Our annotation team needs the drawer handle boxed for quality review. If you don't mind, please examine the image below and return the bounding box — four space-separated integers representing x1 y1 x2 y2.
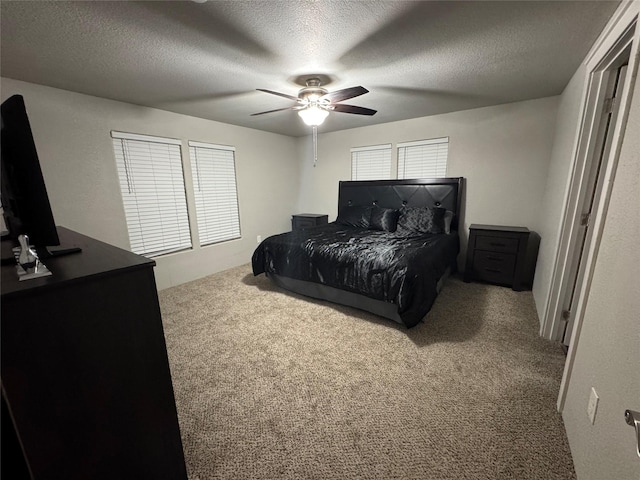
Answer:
484 268 503 273
490 242 506 247
486 256 503 262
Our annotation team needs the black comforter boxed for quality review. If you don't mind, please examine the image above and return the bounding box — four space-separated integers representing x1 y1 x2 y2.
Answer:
252 223 459 327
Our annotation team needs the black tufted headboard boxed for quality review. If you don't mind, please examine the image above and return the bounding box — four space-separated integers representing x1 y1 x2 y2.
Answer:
337 177 464 231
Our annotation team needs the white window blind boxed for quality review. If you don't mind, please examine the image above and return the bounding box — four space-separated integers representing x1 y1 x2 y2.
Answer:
351 144 392 180
188 141 241 246
111 131 192 257
397 137 449 179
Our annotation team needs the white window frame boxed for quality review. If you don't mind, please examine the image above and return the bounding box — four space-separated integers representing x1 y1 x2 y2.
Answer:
111 131 192 257
188 140 241 247
350 144 392 180
397 137 449 179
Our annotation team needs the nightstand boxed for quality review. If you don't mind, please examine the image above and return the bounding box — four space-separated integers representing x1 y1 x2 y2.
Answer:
464 224 539 291
291 213 328 231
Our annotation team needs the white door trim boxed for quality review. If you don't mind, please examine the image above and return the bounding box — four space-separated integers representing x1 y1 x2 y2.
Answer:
553 3 640 412
562 63 629 348
541 1 640 342
539 70 607 342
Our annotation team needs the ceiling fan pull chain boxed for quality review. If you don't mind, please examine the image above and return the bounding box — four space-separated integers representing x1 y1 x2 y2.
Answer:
313 125 318 168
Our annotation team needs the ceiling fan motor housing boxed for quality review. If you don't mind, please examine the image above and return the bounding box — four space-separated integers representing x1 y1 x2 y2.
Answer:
299 78 329 105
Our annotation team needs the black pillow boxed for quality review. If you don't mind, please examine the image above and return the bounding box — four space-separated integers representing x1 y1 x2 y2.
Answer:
370 206 399 232
336 205 372 228
396 206 446 235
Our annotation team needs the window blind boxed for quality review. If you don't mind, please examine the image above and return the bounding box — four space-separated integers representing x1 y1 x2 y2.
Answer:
351 144 392 180
397 137 449 179
111 131 192 257
188 141 241 246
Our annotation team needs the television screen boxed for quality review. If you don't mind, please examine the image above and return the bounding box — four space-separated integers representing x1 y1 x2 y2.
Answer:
1 95 60 252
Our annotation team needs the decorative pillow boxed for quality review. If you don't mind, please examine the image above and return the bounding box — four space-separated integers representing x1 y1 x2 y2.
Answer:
396 206 446 235
336 205 372 228
370 206 399 232
444 210 454 234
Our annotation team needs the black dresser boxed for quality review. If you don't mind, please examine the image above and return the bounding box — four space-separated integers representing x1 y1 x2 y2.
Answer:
1 227 187 479
464 224 539 291
291 213 328 230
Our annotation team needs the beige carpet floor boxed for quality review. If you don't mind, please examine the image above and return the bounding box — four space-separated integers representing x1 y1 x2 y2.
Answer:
158 264 575 480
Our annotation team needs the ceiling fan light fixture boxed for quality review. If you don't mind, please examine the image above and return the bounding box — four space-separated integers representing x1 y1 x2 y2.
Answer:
252 78 375 128
298 105 329 126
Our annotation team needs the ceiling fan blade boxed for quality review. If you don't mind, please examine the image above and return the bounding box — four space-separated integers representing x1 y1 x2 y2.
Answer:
331 104 377 116
321 86 369 103
250 106 300 116
256 88 301 102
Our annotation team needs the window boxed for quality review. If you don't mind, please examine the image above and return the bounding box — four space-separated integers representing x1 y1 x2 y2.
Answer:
188 141 241 246
111 131 192 257
397 137 449 179
351 144 392 180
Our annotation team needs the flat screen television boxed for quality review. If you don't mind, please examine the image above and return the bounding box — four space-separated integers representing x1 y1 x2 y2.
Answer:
1 94 80 260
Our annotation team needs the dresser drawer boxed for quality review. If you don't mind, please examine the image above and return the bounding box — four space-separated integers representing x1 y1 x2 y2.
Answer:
472 251 516 284
475 235 519 253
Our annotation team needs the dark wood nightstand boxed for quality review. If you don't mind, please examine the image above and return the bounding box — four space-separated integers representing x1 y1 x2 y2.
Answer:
464 224 539 291
291 213 328 231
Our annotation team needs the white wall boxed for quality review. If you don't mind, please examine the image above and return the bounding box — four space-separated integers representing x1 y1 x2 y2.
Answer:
562 62 640 480
0 79 559 291
0 78 299 289
532 63 588 321
296 97 559 268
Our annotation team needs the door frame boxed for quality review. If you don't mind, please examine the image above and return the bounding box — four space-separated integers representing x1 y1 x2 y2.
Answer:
543 3 640 411
562 62 629 347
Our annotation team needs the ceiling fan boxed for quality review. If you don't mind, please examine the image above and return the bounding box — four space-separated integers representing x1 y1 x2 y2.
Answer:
251 77 377 126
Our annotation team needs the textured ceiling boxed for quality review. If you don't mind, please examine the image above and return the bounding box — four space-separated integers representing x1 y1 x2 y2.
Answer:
0 1 619 137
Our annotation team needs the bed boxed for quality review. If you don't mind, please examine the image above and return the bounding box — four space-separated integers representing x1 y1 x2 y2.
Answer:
252 177 464 328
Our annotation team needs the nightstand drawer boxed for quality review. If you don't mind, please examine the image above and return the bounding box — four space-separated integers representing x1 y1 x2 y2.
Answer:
475 235 519 253
294 218 318 229
291 214 328 231
472 251 516 284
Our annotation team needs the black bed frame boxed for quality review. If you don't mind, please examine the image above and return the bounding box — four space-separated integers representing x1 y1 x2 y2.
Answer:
269 177 465 325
